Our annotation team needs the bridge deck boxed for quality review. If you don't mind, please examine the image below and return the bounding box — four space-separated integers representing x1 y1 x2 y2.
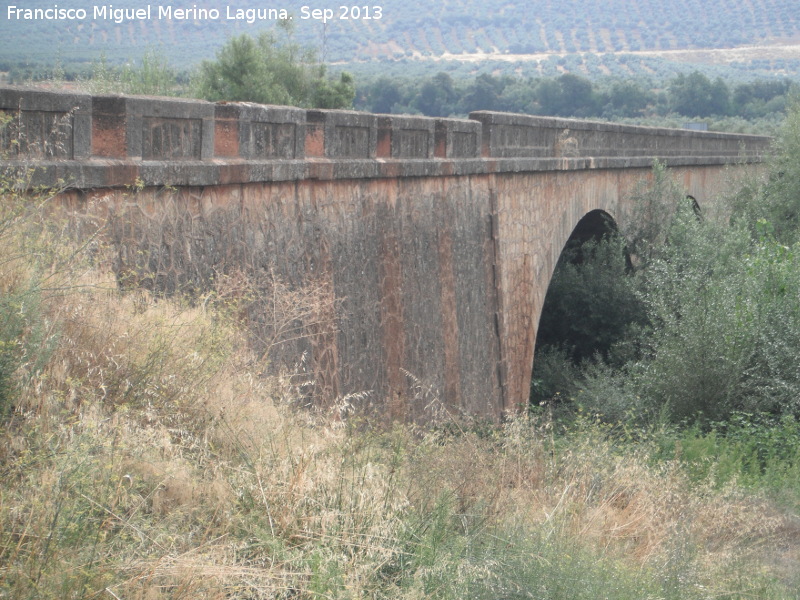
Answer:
0 86 771 190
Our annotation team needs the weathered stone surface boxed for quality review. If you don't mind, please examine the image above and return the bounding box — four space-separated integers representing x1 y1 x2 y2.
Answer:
470 110 771 160
214 102 305 159
376 115 436 158
0 86 91 159
435 118 481 158
0 87 772 422
306 109 377 158
0 88 772 190
76 162 747 421
91 94 214 160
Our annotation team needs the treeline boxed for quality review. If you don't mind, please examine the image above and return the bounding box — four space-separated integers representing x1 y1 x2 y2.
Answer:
13 38 796 130
357 70 796 123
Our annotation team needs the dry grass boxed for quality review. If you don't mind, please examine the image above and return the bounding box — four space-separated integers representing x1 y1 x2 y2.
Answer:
0 190 798 599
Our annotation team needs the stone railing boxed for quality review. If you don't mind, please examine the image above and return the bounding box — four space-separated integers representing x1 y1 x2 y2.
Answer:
0 86 772 189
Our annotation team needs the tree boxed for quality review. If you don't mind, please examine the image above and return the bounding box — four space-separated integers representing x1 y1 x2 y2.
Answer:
365 77 403 113
604 80 654 118
668 71 730 117
556 74 599 117
195 33 286 105
414 72 457 116
458 73 503 113
535 232 643 367
194 27 354 109
532 74 600 117
310 70 356 109
533 78 562 115
731 99 800 244
575 106 800 425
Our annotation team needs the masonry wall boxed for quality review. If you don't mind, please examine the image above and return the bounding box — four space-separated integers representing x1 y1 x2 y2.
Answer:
0 86 771 419
84 175 502 420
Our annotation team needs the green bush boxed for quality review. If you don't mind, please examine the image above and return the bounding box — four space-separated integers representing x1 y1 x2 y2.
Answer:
574 201 800 425
654 412 800 508
532 232 645 409
735 98 800 244
86 49 178 96
193 28 355 109
548 104 800 426
536 234 644 366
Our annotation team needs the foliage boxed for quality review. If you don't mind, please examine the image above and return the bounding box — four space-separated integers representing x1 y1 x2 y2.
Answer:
655 412 800 506
568 196 800 425
622 106 800 424
535 103 800 429
530 345 582 407
85 48 179 96
729 98 800 244
534 234 644 367
668 71 731 117
413 72 458 116
356 69 794 130
193 28 354 109
537 73 602 117
620 160 690 268
0 120 68 419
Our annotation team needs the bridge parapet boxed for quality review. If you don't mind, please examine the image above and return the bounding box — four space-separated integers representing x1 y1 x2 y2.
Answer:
0 85 772 190
373 114 483 160
92 93 216 160
434 118 482 158
469 110 770 160
0 86 91 159
377 115 435 158
214 102 305 160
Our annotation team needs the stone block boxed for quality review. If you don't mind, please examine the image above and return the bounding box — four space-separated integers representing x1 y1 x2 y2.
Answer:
306 109 377 158
214 102 305 159
376 115 435 158
470 110 772 160
92 94 215 160
434 118 481 158
0 86 91 159
470 111 561 158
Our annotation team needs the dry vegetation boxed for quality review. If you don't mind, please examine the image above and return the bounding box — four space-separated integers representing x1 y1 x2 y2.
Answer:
0 186 798 599
1 106 799 597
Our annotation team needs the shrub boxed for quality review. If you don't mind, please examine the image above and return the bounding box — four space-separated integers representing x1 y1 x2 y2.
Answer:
193 28 355 109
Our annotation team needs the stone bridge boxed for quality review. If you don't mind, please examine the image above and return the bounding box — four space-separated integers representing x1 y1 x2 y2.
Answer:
0 86 771 420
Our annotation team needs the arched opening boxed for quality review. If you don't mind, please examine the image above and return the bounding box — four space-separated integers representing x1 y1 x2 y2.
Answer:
530 210 644 406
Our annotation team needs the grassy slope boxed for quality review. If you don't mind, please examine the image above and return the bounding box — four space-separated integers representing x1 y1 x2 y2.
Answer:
0 172 799 598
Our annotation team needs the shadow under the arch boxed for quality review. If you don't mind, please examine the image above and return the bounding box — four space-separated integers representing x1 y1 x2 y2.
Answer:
530 209 643 407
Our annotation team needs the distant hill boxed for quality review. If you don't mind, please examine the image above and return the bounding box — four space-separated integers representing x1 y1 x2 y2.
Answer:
2 0 800 78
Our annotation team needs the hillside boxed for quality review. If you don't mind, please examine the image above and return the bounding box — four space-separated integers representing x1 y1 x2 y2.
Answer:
2 0 800 78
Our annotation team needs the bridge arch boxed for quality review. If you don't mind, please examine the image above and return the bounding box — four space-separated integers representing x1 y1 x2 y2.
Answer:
530 208 634 405
556 209 620 255
508 174 713 413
